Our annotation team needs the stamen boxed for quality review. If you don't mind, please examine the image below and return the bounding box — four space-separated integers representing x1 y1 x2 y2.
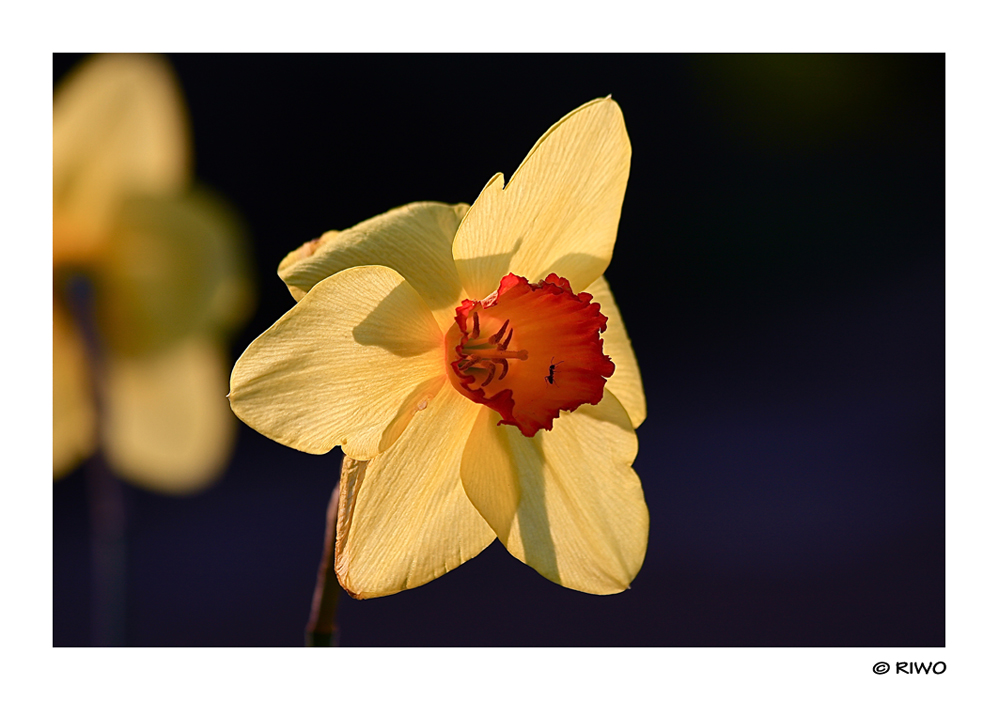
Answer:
498 326 513 351
480 363 497 387
496 358 509 381
473 347 528 361
457 354 479 371
471 311 480 340
488 319 510 345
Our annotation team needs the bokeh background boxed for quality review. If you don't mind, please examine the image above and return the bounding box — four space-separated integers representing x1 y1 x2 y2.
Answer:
53 54 943 646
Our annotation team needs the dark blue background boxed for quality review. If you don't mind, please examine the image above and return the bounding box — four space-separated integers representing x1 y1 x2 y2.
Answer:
53 54 944 646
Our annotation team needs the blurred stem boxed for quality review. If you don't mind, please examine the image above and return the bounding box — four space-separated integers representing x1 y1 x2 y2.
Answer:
69 274 127 646
86 453 127 646
305 480 341 646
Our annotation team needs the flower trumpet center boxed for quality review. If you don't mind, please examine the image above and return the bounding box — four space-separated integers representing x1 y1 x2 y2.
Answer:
445 273 615 437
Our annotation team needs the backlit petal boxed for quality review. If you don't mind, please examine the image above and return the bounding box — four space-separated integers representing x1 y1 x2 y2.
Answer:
53 305 96 478
278 202 468 332
102 337 234 494
335 384 495 598
452 98 631 299
584 276 646 428
53 54 189 264
461 390 647 594
229 266 444 459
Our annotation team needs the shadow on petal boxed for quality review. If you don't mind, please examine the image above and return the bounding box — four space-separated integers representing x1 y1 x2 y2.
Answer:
541 252 610 292
280 202 468 318
461 409 522 542
458 247 608 297
509 431 561 585
352 281 441 357
571 394 635 434
453 238 522 295
462 412 561 586
465 392 645 594
377 374 446 454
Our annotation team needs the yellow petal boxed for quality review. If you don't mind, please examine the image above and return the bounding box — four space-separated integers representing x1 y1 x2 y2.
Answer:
102 337 235 494
335 384 495 598
96 188 254 357
584 276 646 428
54 54 190 264
278 202 469 331
461 391 647 594
53 305 96 478
230 265 445 460
452 98 631 299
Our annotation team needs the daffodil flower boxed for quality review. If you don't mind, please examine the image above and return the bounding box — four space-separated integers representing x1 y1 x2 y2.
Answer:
53 54 253 493
230 98 647 597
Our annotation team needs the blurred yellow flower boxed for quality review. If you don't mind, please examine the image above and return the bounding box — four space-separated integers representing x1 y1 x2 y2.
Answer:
53 54 253 493
230 98 647 597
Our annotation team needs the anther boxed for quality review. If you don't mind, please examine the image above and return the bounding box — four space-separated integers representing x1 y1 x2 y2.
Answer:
471 311 480 340
496 358 509 381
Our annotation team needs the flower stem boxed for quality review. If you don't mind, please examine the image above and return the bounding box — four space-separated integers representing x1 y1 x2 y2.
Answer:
305 480 341 646
87 452 127 646
68 274 128 646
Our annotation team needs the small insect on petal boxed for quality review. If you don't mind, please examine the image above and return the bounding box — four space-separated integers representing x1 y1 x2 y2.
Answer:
545 357 565 386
